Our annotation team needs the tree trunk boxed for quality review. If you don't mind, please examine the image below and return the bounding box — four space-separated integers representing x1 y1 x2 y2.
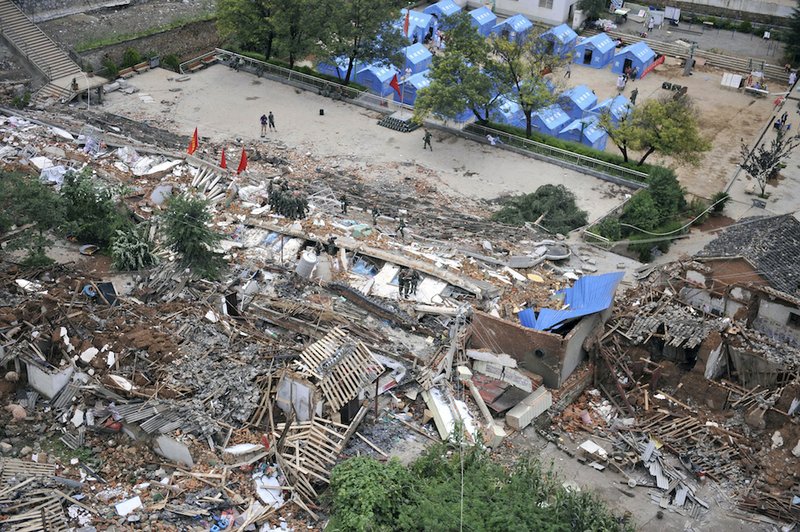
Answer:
618 142 628 162
344 56 355 85
525 110 533 138
637 146 656 166
264 32 274 61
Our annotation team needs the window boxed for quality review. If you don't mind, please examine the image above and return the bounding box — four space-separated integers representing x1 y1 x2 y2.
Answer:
539 0 554 8
788 313 800 328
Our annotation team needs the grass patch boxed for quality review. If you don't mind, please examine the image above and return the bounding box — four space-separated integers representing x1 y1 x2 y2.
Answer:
467 120 664 180
75 12 216 52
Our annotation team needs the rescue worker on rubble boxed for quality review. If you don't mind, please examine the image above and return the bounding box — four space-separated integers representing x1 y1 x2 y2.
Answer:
397 267 410 298
340 194 349 215
409 269 420 296
397 218 407 240
372 206 380 225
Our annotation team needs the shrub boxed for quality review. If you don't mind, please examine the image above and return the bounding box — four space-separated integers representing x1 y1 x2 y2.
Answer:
688 197 710 226
162 54 181 72
162 196 225 279
102 58 119 79
595 217 621 241
738 20 753 33
61 169 132 247
492 184 588 234
11 92 30 109
111 225 158 271
710 191 731 213
121 48 143 69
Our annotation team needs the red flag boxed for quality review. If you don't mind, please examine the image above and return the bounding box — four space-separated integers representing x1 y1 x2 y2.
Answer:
220 148 227 169
187 127 199 155
236 147 247 175
389 74 402 99
403 10 410 37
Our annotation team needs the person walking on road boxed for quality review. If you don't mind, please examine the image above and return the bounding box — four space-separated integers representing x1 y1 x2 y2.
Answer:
630 88 639 105
268 111 276 131
260 114 268 137
423 129 432 151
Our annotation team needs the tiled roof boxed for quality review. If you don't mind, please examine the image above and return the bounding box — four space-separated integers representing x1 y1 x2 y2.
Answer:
695 214 800 295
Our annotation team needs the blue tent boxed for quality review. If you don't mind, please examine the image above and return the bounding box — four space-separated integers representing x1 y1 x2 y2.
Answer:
557 85 597 120
403 43 432 74
611 41 656 78
355 63 400 96
518 272 624 331
424 0 461 20
489 96 524 126
398 9 435 44
531 105 570 137
559 116 608 151
316 56 359 81
540 23 578 58
492 14 534 42
573 33 616 68
589 95 631 125
469 6 497 37
400 70 430 105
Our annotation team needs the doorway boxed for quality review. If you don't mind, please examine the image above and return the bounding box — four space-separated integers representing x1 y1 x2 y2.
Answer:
583 48 593 64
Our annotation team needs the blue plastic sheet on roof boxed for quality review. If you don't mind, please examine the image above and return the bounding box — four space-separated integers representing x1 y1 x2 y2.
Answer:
590 95 631 122
580 33 616 54
404 43 432 73
618 41 655 62
424 0 461 18
469 6 497 36
518 272 625 331
398 9 434 43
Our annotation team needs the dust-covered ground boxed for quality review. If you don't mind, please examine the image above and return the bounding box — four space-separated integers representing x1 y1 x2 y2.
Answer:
552 59 776 200
100 65 630 222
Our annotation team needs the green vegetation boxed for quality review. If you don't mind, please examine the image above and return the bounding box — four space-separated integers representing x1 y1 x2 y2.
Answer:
599 95 711 167
162 196 225 279
74 13 216 52
789 1 800 61
61 169 132 248
328 444 633 532
710 191 731 213
219 0 405 81
740 128 800 197
590 167 691 261
465 121 660 179
111 225 158 271
577 0 609 22
10 92 30 109
162 54 181 72
0 171 65 266
492 184 588 234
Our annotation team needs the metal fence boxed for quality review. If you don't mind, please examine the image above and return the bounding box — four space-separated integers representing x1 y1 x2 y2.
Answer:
466 123 649 185
181 48 649 186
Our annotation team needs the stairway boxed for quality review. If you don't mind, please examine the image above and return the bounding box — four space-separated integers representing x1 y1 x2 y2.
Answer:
0 0 82 103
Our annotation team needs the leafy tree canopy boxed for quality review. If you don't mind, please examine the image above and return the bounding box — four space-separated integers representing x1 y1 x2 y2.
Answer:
328 444 633 532
578 0 610 22
491 184 588 234
162 196 226 279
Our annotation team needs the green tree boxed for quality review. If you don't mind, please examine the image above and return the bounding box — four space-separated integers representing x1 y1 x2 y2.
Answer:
0 172 65 266
218 0 276 60
597 110 637 162
647 167 686 222
272 0 324 67
786 0 800 63
492 31 564 137
162 196 225 278
328 456 414 531
319 0 405 85
61 169 132 247
111 225 158 271
578 0 610 22
414 13 502 122
632 95 710 166
620 190 660 233
492 184 588 234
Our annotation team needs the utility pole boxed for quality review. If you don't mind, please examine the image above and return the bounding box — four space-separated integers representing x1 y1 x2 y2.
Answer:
683 42 697 76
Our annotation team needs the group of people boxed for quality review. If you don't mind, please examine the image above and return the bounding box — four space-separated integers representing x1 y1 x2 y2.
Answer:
266 179 308 219
397 267 421 298
774 111 791 132
260 112 276 137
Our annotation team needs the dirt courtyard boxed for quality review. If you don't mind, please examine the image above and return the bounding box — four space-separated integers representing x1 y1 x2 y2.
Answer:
101 66 630 223
557 59 777 198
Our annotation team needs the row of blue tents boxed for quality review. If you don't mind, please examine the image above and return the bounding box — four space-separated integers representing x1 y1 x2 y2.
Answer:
490 86 633 151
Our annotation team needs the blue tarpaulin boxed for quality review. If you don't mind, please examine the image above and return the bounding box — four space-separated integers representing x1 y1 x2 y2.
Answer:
540 23 578 58
400 70 430 105
424 0 461 19
558 116 608 151
316 56 359 80
557 84 598 120
355 63 400 96
573 33 616 68
490 96 524 126
518 272 624 331
531 104 570 136
469 6 497 37
611 41 656 77
589 95 631 125
404 43 433 74
492 14 534 41
398 9 434 43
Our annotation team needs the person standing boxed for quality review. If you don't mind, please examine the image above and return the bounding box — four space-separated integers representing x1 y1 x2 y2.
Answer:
564 62 571 79
260 114 268 137
339 193 349 215
397 268 409 298
616 75 627 93
372 206 380 225
423 129 432 151
648 17 655 32
630 87 639 105
268 111 276 131
789 71 797 89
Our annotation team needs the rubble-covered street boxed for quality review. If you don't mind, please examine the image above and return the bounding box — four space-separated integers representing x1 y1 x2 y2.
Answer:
0 69 797 531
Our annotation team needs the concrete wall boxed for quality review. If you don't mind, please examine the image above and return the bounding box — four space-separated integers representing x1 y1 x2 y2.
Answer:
488 0 579 26
754 298 800 346
640 0 793 23
79 19 221 72
468 309 604 388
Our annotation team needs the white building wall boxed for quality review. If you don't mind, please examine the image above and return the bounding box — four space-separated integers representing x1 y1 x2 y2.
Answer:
487 0 579 26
